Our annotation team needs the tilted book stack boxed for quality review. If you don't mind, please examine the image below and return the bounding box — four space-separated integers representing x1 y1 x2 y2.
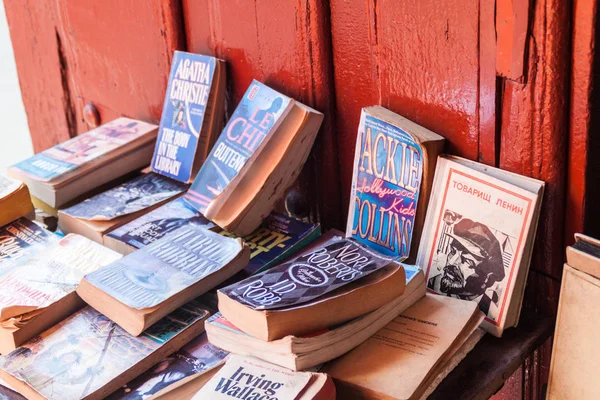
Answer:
206 264 425 371
77 226 250 335
0 230 121 354
151 51 226 183
0 300 211 400
0 176 34 227
8 118 158 209
185 80 324 235
416 155 544 336
58 172 188 244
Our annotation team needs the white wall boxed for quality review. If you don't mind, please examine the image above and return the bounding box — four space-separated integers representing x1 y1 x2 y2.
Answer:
0 2 34 173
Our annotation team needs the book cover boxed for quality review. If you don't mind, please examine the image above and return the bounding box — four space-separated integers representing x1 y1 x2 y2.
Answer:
347 110 423 260
108 332 228 399
0 234 121 320
0 218 57 276
185 80 291 213
10 118 157 183
192 355 312 400
106 197 215 250
0 301 210 400
85 226 243 309
61 173 187 221
218 213 320 275
220 238 394 310
152 52 218 182
418 157 541 334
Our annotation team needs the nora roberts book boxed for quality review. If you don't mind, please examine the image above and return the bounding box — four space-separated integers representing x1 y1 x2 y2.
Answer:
416 155 544 337
347 106 444 262
58 172 187 244
151 51 226 183
8 118 158 208
185 80 324 236
0 300 210 400
0 233 121 354
77 225 250 336
191 355 335 400
218 238 405 341
0 176 34 228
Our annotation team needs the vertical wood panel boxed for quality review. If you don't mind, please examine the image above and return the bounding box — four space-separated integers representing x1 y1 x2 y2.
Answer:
330 0 484 222
183 0 342 229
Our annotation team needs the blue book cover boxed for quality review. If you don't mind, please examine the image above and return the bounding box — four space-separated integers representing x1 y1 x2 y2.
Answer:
0 300 209 400
60 173 187 221
151 51 219 183
106 197 215 250
84 226 245 309
185 80 291 213
347 109 424 260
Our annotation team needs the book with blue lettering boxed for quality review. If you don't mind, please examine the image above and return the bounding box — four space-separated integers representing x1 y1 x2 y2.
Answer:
8 118 159 208
217 238 406 341
104 197 216 255
346 106 445 262
0 300 210 400
78 225 250 336
185 80 324 236
151 51 226 183
58 172 187 244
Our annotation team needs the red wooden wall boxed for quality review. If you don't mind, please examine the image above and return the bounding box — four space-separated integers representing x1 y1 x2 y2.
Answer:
4 0 599 398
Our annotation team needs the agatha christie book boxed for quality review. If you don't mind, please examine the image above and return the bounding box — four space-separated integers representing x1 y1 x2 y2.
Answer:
0 234 121 353
416 155 544 336
346 106 444 261
218 238 406 341
0 176 34 228
192 355 335 400
104 197 215 254
108 332 228 400
58 172 187 244
0 218 56 276
78 226 250 335
0 300 210 400
185 80 324 235
152 51 226 183
8 118 158 208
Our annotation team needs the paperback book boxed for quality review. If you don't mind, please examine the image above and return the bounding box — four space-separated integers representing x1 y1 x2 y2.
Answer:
152 51 226 183
104 197 215 254
347 107 444 261
0 176 34 228
108 332 228 400
416 155 544 336
185 80 324 235
0 300 210 400
191 355 335 400
218 238 405 340
8 118 158 208
58 172 187 244
0 218 57 276
78 226 250 335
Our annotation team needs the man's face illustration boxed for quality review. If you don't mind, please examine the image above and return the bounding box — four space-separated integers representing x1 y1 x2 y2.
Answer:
441 240 486 297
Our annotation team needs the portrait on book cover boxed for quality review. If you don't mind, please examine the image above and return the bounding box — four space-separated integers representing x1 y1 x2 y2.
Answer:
427 210 515 322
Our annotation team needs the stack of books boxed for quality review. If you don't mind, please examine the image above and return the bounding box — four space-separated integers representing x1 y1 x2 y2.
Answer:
0 48 549 400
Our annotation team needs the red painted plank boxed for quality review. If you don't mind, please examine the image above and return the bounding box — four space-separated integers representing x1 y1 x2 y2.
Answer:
330 0 482 221
183 0 342 229
479 0 498 166
496 0 530 81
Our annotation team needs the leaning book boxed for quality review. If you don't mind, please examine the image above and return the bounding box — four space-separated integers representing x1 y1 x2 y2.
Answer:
416 155 544 336
0 300 210 400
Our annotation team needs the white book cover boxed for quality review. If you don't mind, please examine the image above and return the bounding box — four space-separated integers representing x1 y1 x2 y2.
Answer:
416 156 543 336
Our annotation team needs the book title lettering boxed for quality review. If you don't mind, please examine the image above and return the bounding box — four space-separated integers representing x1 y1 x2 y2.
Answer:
214 366 284 400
